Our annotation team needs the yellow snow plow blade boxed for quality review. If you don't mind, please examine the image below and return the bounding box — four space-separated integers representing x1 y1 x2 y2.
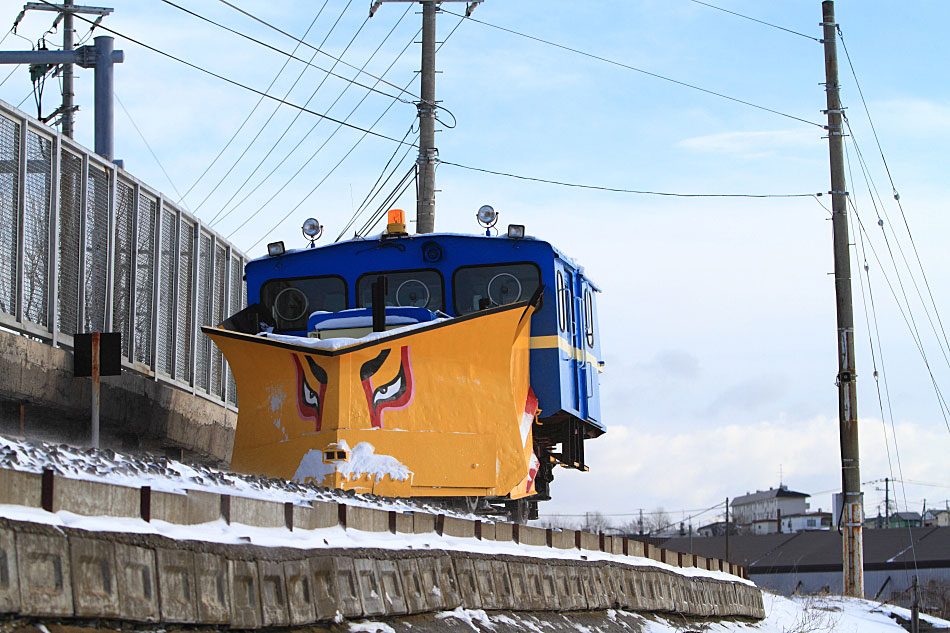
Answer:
203 301 540 499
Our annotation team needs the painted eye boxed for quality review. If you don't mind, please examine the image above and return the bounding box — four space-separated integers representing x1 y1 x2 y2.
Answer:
374 376 402 404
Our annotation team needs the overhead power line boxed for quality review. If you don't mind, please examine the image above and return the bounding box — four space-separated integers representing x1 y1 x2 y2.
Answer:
440 161 817 198
212 14 416 232
440 8 824 129
215 0 429 106
115 92 187 206
157 0 414 106
31 0 418 148
687 0 822 42
176 2 329 207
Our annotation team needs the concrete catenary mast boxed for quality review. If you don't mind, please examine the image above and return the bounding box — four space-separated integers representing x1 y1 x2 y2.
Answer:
370 0 483 233
821 0 864 598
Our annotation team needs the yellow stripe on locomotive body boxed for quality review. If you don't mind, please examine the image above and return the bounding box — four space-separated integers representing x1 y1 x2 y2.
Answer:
205 301 540 499
529 335 603 370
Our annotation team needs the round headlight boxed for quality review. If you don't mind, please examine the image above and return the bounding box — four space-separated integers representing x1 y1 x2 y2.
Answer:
476 205 498 227
302 217 322 237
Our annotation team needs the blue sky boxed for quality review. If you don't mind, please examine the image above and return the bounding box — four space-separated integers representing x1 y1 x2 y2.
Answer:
2 0 949 527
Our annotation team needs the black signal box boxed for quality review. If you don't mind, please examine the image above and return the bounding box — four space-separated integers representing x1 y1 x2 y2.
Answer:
74 333 122 377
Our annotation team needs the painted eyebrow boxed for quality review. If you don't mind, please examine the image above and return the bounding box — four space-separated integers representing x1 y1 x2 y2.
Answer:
360 348 391 381
305 356 328 384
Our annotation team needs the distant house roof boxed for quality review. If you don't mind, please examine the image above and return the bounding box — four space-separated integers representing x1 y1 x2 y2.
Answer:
732 486 809 506
783 512 831 519
892 511 921 521
658 526 950 573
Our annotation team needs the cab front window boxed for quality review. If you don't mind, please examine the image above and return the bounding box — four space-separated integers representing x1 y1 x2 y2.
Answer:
453 262 541 315
356 269 444 312
260 276 347 332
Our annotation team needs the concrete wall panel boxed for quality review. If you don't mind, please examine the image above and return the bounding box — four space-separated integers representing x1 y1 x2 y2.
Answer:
310 555 361 620
155 549 197 623
376 559 408 615
184 490 222 524
0 526 20 613
518 525 546 547
494 522 513 543
149 490 187 524
114 543 159 622
490 560 514 610
0 469 41 507
69 537 120 617
228 558 262 629
411 511 435 534
194 552 230 625
232 496 284 528
395 556 426 614
283 559 315 625
353 557 385 616
258 560 290 626
441 516 475 538
578 531 599 551
549 528 575 549
345 506 389 532
54 477 139 518
16 531 73 616
451 556 481 609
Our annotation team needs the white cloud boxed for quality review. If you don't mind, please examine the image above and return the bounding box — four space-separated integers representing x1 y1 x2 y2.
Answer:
677 129 822 157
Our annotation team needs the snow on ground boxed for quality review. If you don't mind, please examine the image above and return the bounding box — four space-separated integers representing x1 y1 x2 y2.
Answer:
425 594 950 632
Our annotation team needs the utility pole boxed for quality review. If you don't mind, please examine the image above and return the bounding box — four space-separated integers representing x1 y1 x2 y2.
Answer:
821 0 864 598
370 0 483 233
885 478 890 527
11 2 115 140
725 498 730 562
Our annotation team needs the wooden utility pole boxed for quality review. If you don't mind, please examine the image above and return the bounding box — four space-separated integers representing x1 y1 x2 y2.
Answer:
417 0 437 234
821 0 864 598
370 0 483 233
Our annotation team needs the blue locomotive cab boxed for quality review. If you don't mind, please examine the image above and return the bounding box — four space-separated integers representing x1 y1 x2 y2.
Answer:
241 225 605 501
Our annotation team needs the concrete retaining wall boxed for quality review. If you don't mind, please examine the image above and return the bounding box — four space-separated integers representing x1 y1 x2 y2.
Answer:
0 518 765 625
0 466 765 624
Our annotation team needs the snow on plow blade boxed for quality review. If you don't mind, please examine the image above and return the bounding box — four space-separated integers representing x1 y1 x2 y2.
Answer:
203 301 539 500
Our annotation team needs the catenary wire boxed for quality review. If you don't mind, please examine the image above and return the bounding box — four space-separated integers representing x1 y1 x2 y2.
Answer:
440 8 824 129
115 92 188 207
176 2 329 207
336 124 415 241
687 0 821 42
203 0 366 221
844 143 917 576
209 4 403 228
838 26 950 371
846 118 950 382
30 0 419 148
244 12 465 249
214 0 434 106
356 164 417 238
441 161 817 198
156 0 414 106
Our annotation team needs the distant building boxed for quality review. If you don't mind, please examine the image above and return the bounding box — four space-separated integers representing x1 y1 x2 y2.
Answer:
657 526 950 610
780 512 832 533
731 485 809 535
889 511 922 528
697 521 737 538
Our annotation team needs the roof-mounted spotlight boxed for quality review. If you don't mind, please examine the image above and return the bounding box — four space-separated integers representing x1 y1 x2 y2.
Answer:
267 241 285 257
301 217 323 248
476 205 498 236
507 224 526 239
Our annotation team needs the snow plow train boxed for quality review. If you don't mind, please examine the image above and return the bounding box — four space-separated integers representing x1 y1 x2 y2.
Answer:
205 210 605 521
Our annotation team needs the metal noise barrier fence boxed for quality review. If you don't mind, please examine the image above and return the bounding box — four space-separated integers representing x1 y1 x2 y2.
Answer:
0 99 247 408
